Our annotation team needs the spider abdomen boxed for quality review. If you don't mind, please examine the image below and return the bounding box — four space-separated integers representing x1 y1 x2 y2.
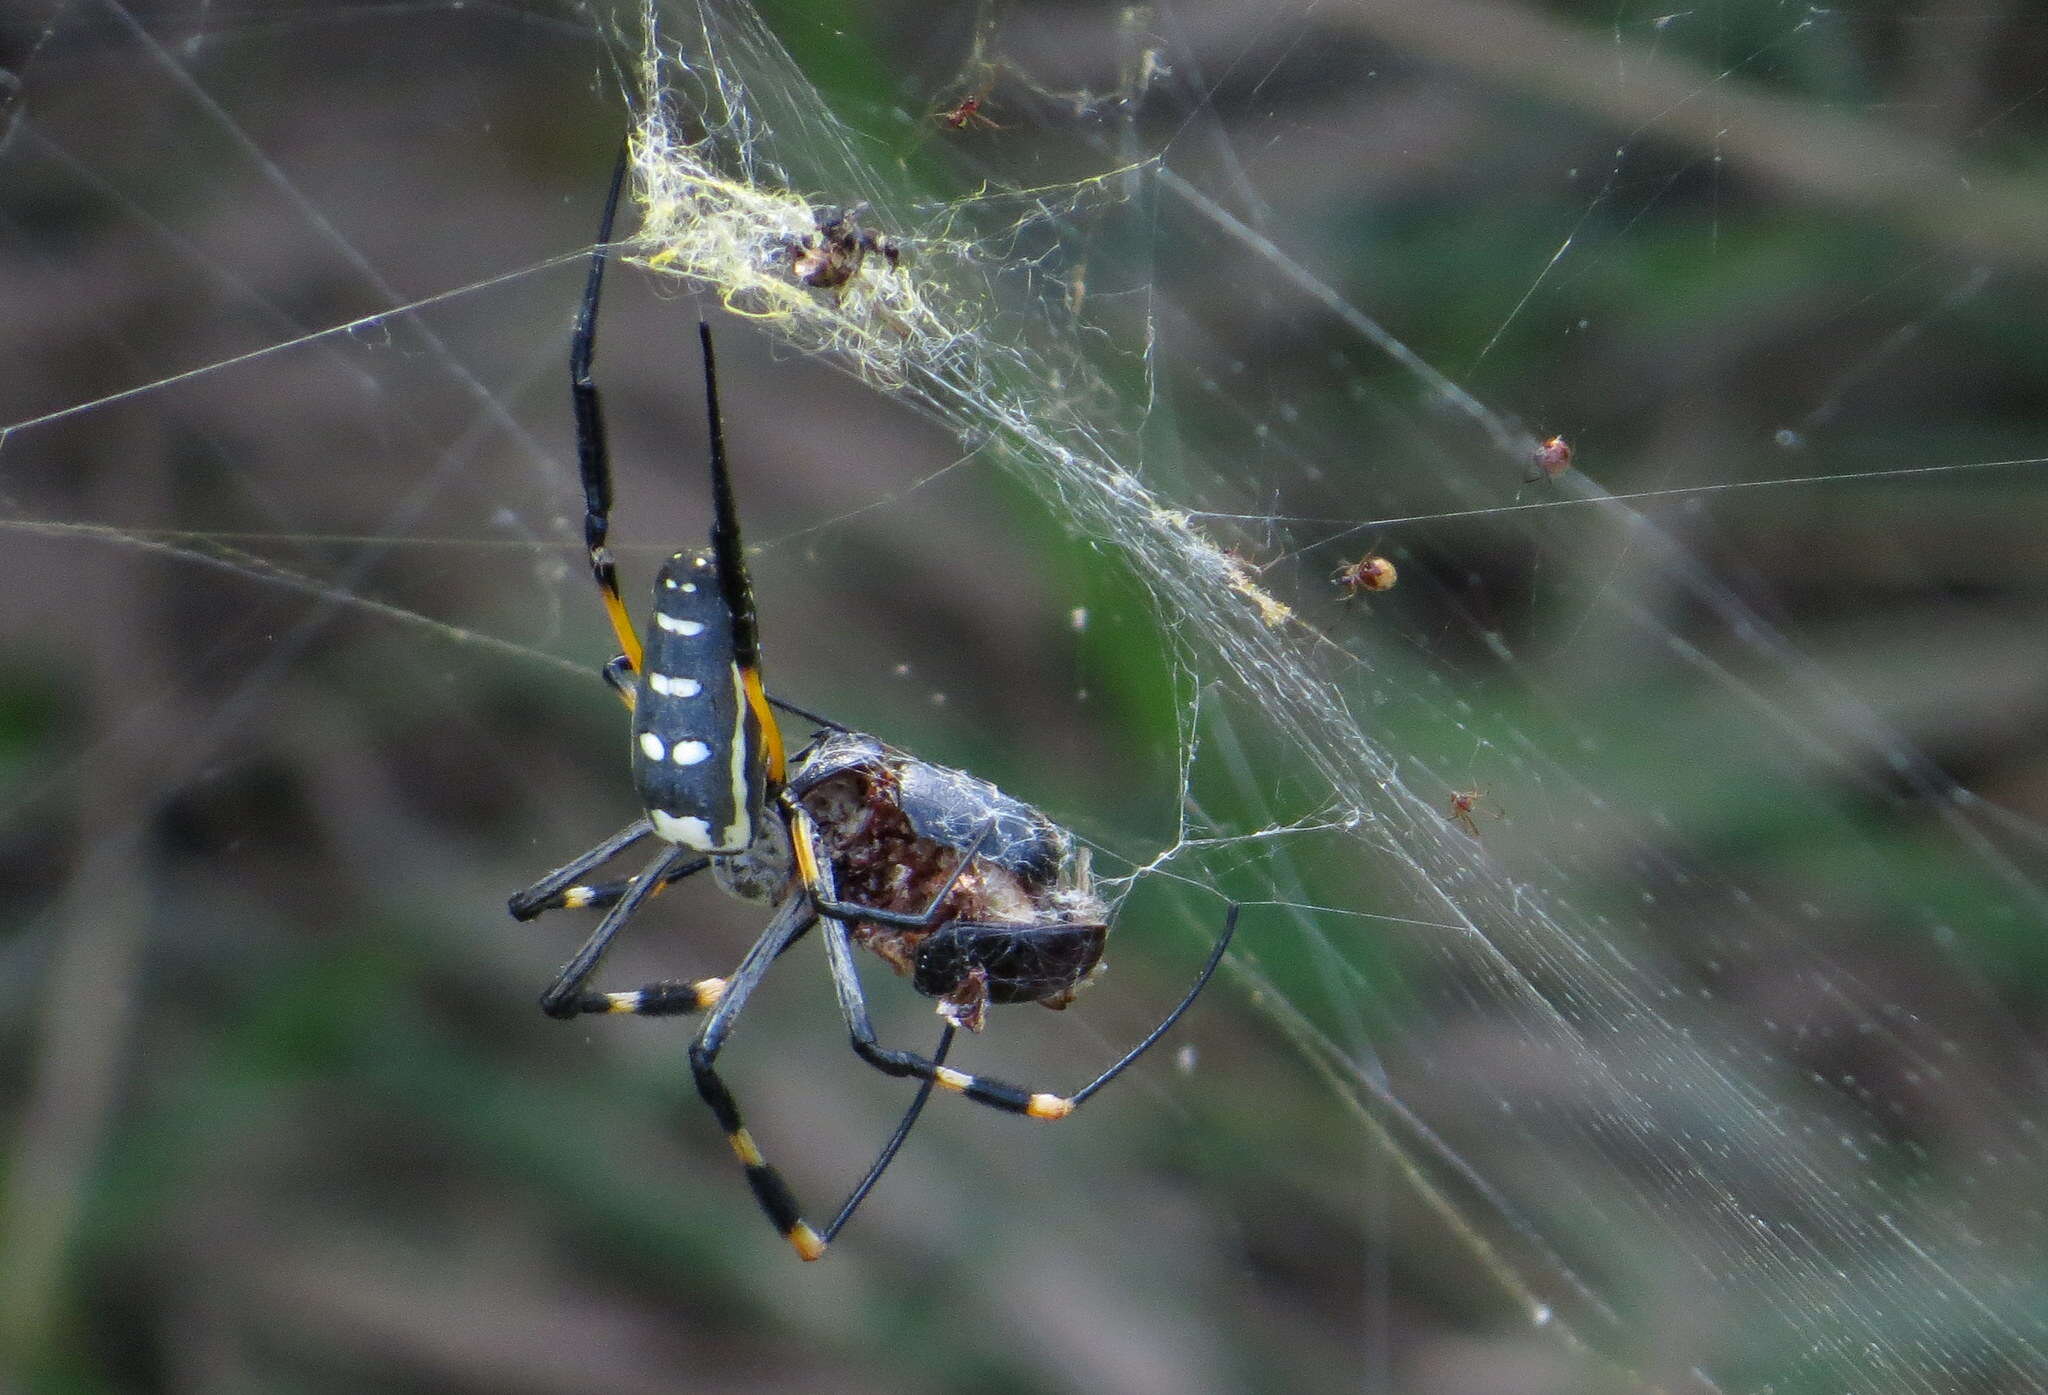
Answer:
634 549 765 853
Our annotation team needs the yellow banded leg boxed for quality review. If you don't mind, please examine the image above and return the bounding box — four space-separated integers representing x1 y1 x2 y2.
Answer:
929 907 1236 1117
508 818 663 922
594 563 643 675
929 1066 1074 1119
819 906 1239 1127
565 976 726 1018
536 843 696 1019
569 144 642 678
740 665 785 784
687 894 830 1261
688 1036 826 1261
814 911 1078 1122
601 654 638 712
514 855 709 919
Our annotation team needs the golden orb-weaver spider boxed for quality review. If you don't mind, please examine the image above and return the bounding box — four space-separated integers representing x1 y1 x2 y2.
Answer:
509 149 1234 1261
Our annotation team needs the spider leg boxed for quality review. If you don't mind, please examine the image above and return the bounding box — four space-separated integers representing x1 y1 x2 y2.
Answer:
1062 903 1237 1110
508 817 657 920
511 856 711 920
694 322 788 790
601 654 636 711
821 1022 956 1244
548 923 825 1019
530 863 820 1022
559 975 730 1019
818 903 1238 1120
536 841 706 1018
571 140 643 677
766 692 847 733
687 894 830 1259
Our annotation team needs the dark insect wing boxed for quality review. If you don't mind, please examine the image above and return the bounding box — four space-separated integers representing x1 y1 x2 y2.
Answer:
913 919 1109 1006
783 728 887 795
895 758 1066 885
788 729 1068 885
632 549 763 853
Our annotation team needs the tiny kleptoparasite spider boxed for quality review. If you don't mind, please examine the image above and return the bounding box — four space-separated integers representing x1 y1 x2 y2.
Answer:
1333 551 1397 595
936 91 1003 131
509 149 1234 1261
1525 434 1573 482
1446 787 1501 838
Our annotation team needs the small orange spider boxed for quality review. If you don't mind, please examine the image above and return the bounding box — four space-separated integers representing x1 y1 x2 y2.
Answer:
1525 434 1573 482
936 93 1003 131
1446 787 1501 838
1333 553 1397 594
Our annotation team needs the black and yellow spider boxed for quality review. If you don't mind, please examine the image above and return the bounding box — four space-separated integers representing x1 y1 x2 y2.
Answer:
507 151 1235 1262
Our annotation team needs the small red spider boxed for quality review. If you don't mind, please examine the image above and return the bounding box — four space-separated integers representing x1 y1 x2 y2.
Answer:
936 94 1003 131
1446 787 1500 838
1333 553 1397 594
1525 434 1573 482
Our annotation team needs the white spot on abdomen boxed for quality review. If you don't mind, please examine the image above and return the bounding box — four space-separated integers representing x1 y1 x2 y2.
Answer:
650 809 716 849
647 673 703 698
656 613 705 636
639 732 667 762
672 740 712 766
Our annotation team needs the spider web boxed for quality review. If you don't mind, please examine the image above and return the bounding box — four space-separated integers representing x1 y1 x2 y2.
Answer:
2 0 2046 1391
